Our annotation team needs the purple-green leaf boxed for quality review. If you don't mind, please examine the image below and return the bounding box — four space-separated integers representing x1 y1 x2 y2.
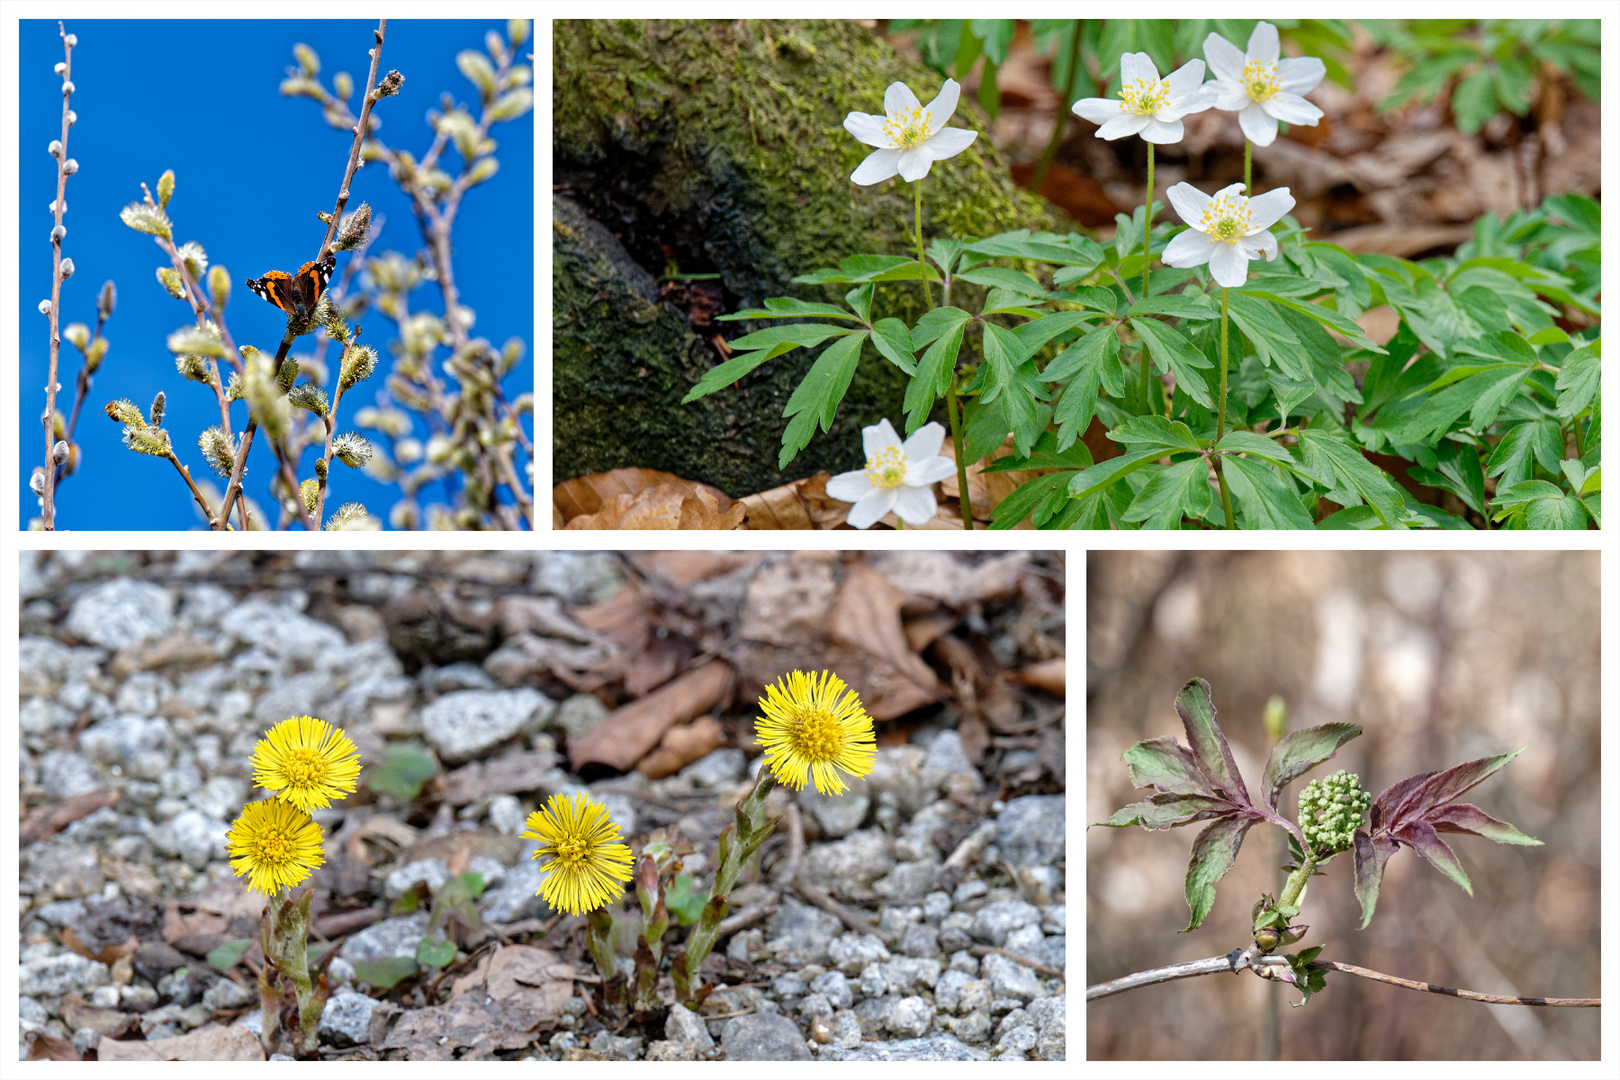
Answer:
1395 820 1472 895
1260 722 1363 811
1175 678 1251 806
1121 735 1207 794
1392 748 1525 826
1429 802 1544 846
1183 813 1260 932
1352 830 1401 929
1097 792 1232 831
1369 770 1432 833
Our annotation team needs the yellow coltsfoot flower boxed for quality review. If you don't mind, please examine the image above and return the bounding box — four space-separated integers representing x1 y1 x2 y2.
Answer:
251 715 362 813
754 670 877 796
227 797 326 895
522 792 635 916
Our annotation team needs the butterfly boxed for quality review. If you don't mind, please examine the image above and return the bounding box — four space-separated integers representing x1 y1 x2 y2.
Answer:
245 250 335 320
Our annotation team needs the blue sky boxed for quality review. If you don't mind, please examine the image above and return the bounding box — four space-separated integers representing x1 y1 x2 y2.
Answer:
18 18 534 530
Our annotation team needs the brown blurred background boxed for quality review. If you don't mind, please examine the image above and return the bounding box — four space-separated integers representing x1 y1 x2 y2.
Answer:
1086 550 1599 1060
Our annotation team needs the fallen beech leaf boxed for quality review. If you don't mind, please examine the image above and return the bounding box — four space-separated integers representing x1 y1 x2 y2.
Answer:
737 553 840 648
406 830 524 867
1008 658 1066 697
28 1034 80 1061
163 905 228 945
61 925 139 965
98 1024 265 1061
638 716 725 780
634 550 766 588
569 662 734 772
385 945 572 1060
739 474 820 529
440 750 560 806
556 468 745 529
828 561 942 720
19 789 120 844
870 551 1032 608
60 993 143 1039
345 815 420 867
794 472 857 529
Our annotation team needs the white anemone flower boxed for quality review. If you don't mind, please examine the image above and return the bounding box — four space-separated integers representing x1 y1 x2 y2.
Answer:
844 79 978 186
1162 182 1295 288
1072 52 1214 144
1203 22 1325 147
825 419 956 528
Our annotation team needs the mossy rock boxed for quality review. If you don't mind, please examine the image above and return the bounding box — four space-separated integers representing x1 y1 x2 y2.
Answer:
554 18 1066 496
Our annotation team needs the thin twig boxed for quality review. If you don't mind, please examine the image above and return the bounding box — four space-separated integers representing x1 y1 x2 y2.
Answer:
1086 952 1600 1007
971 944 1065 980
41 22 76 530
715 894 779 939
792 882 876 937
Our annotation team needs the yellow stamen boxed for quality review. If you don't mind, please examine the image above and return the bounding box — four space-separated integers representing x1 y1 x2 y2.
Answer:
1241 59 1280 102
1118 76 1170 116
881 105 932 148
1198 192 1253 243
863 445 908 488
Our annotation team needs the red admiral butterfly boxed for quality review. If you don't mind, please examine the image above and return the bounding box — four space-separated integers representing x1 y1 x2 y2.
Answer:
246 250 335 320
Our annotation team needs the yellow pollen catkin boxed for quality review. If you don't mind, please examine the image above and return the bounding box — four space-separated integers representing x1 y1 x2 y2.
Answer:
881 105 931 148
1199 193 1253 242
1241 59 1280 102
863 445 908 488
1118 76 1170 116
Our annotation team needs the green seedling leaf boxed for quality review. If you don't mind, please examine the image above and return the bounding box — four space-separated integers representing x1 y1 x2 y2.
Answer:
1184 816 1259 932
416 937 457 968
368 745 438 799
429 872 486 936
354 956 419 990
207 939 252 971
665 874 706 927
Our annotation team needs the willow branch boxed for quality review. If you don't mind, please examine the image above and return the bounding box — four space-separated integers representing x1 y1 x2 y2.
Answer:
1087 952 1600 1007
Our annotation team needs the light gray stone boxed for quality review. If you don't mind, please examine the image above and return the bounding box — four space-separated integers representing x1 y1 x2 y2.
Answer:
885 995 932 1038
202 978 255 1011
923 891 952 923
994 1024 1038 1058
934 968 974 1013
480 859 552 923
1041 904 1065 935
828 932 890 974
487 794 525 836
1029 935 1065 973
721 1011 810 1060
23 842 104 899
385 859 451 899
899 923 939 958
219 598 346 665
319 990 379 1046
340 912 432 962
1005 923 1045 953
997 795 1065 868
533 552 622 604
21 952 111 998
1026 995 1064 1035
681 748 746 788
166 810 228 870
958 979 993 1015
37 751 102 799
798 779 869 838
189 776 248 822
971 899 1042 946
800 829 893 895
80 713 169 766
809 969 854 1009
422 688 553 763
824 1035 988 1061
66 578 175 649
764 899 842 966
664 1002 714 1051
956 1010 993 1044
982 952 1045 1002
922 730 982 791
550 694 609 740
873 859 941 904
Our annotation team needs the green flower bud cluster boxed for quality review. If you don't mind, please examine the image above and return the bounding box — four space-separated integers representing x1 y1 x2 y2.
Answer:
1298 769 1371 853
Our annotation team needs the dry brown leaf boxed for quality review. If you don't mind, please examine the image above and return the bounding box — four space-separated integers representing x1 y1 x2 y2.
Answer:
163 905 228 945
827 561 943 720
1008 658 1066 697
345 815 420 867
903 613 959 654
569 662 734 772
60 993 144 1039
939 435 1045 526
624 636 682 699
440 749 559 806
738 474 820 529
872 551 1033 610
19 789 120 844
385 945 572 1060
556 468 745 529
189 877 267 921
28 1034 80 1061
406 830 524 867
634 550 766 587
98 1023 266 1061
737 554 840 648
61 926 138 965
637 716 725 780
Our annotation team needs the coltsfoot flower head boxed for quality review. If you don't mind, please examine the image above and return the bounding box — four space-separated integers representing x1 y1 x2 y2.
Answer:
824 419 955 529
1072 52 1215 144
522 792 634 916
843 78 978 185
1162 181 1295 288
1204 21 1325 147
227 797 326 895
251 715 362 813
755 670 877 796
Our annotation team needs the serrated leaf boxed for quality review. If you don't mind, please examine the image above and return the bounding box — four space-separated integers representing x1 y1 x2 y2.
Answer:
1175 678 1251 805
869 318 916 375
957 266 1047 295
1352 831 1401 928
1485 419 1561 490
726 323 850 352
1120 458 1211 529
1128 294 1220 321
910 305 973 348
1296 429 1406 529
1184 815 1260 932
1226 293 1306 381
1428 803 1543 846
1223 455 1315 529
904 322 965 432
1132 317 1212 407
1260 723 1363 812
781 331 867 433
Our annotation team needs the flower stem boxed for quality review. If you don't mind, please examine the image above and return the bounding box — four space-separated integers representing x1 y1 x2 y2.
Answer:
1215 286 1236 529
1244 139 1252 195
946 380 973 530
1279 852 1318 911
912 180 931 308
673 770 779 1003
585 906 618 1003
1028 19 1085 194
1138 143 1156 405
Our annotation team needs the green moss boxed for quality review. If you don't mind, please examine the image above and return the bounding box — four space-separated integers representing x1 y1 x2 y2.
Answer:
554 19 1065 495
